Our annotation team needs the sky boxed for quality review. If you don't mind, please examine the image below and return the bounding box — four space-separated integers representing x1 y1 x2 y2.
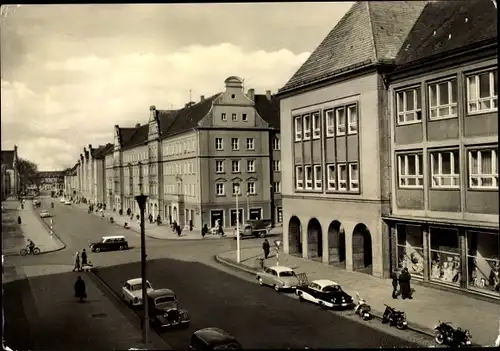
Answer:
1 3 353 171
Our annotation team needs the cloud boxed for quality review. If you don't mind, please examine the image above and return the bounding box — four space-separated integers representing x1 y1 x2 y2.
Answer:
1 43 309 170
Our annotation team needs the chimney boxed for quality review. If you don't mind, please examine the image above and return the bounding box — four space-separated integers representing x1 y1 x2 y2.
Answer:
135 123 141 128
149 105 156 111
200 95 205 102
247 88 255 101
266 90 272 100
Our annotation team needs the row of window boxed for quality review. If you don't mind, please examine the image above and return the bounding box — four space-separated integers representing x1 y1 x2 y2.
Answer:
164 183 197 197
397 147 498 190
396 69 497 125
216 182 257 196
215 137 254 151
123 150 149 163
294 103 358 142
295 163 359 192
221 112 248 122
164 161 196 176
163 139 196 157
215 160 280 173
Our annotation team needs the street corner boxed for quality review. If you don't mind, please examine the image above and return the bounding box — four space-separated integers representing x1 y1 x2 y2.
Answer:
215 252 258 275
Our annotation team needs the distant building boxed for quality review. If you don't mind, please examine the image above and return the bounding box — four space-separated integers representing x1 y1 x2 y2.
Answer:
38 171 65 192
1 145 20 199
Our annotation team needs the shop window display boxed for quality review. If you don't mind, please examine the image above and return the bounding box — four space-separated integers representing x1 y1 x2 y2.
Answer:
396 224 424 277
467 231 500 296
430 227 461 285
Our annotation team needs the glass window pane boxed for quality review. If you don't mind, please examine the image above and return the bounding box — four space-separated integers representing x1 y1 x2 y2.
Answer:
441 153 451 174
397 93 404 113
399 156 406 175
418 155 423 175
430 227 459 252
408 178 417 186
430 108 438 118
351 164 358 180
438 107 449 116
468 77 478 100
416 88 421 109
430 85 437 107
451 80 457 103
493 71 498 96
482 177 493 187
432 154 439 175
453 152 459 174
408 157 416 175
337 108 345 124
406 90 414 110
438 82 449 105
340 165 347 180
479 72 490 98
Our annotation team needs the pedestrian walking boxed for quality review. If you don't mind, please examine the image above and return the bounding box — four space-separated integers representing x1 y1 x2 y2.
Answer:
74 276 87 302
17 216 22 225
263 239 270 259
202 224 208 238
148 213 153 224
81 249 88 266
399 267 413 299
176 224 182 237
391 270 399 299
73 252 81 272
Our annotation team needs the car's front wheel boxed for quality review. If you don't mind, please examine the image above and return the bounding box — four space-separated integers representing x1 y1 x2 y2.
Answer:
297 291 304 301
94 248 101 253
274 284 280 292
319 301 327 309
258 277 264 286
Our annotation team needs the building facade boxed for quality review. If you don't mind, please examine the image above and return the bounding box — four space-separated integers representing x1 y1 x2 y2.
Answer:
71 76 281 231
278 1 427 278
1 146 19 199
38 171 65 192
384 0 499 298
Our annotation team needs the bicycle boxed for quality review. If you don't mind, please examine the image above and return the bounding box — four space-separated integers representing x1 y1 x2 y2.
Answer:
20 246 41 256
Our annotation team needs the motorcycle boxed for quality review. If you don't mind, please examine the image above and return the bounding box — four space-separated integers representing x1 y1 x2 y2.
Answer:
382 304 407 329
434 321 472 347
354 294 372 320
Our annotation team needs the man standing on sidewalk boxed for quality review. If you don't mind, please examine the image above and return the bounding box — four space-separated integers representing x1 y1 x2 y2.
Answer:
263 239 270 259
391 270 399 299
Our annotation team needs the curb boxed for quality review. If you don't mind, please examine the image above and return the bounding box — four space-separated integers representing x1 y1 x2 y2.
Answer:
214 254 484 348
89 268 173 350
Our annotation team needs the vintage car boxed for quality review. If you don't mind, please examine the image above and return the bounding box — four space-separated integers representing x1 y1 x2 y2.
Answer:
39 210 52 218
189 327 241 350
64 200 72 205
59 198 66 203
295 279 354 309
90 235 129 252
237 219 272 238
147 289 190 328
121 278 154 307
256 265 300 291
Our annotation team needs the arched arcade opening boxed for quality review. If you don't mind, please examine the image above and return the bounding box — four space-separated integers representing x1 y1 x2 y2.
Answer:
288 216 302 256
352 223 373 274
328 220 346 269
307 218 323 261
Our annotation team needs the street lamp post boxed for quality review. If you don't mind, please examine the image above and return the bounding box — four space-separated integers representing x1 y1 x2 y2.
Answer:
135 194 149 344
246 192 250 222
236 184 241 263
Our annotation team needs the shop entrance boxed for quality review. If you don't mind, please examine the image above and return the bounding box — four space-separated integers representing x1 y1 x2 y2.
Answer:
230 209 244 227
288 216 302 256
249 208 262 220
210 210 224 228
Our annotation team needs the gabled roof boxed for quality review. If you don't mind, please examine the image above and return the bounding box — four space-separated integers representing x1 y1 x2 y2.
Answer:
1 151 15 169
163 93 221 137
254 94 280 130
279 1 427 94
395 0 497 68
122 124 149 150
93 143 114 159
158 110 178 136
119 127 137 147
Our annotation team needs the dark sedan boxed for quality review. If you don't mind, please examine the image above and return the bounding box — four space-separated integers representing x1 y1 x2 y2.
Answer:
296 279 354 309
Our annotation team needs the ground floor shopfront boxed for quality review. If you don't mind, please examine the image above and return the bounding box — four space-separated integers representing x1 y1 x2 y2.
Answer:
201 201 273 229
387 218 499 299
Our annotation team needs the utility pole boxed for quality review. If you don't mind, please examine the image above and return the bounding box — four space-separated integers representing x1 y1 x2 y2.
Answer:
135 194 149 344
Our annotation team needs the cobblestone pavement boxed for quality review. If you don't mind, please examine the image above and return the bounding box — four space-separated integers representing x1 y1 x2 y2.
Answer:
216 246 500 347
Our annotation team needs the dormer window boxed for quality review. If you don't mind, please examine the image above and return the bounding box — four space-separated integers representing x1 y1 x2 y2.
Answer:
221 113 227 121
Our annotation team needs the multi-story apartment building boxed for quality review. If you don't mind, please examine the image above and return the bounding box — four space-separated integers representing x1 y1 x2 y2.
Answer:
277 1 427 278
64 164 78 198
384 0 499 298
74 76 281 231
1 145 19 199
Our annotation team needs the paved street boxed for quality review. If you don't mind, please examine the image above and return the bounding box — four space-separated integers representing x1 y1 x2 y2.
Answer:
95 258 420 349
217 247 500 347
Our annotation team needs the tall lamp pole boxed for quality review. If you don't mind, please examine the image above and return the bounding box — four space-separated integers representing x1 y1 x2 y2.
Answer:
236 184 241 263
135 194 149 344
246 192 249 222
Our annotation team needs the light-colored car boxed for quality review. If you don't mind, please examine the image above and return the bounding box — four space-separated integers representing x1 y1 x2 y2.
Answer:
59 198 66 203
256 265 300 291
121 278 153 306
64 200 72 205
40 210 52 218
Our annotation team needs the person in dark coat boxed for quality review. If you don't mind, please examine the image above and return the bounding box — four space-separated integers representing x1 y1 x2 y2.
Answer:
399 268 413 299
148 213 153 224
202 224 208 238
391 271 399 299
74 276 87 302
263 239 270 259
81 249 88 266
17 216 22 225
176 224 182 237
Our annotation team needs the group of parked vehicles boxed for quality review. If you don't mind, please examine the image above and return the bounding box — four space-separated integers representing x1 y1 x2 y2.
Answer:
255 265 473 348
121 278 241 349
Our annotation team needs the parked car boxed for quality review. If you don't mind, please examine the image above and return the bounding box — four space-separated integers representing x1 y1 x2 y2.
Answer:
64 200 72 205
90 235 129 252
256 266 300 291
189 327 241 350
147 289 190 328
295 279 354 309
122 278 153 307
238 219 272 238
59 198 66 203
32 199 41 206
39 210 52 218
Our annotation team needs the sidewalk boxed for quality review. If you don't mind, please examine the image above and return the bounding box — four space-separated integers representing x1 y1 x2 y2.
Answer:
2 263 169 350
216 247 500 347
1 200 65 256
71 202 234 240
